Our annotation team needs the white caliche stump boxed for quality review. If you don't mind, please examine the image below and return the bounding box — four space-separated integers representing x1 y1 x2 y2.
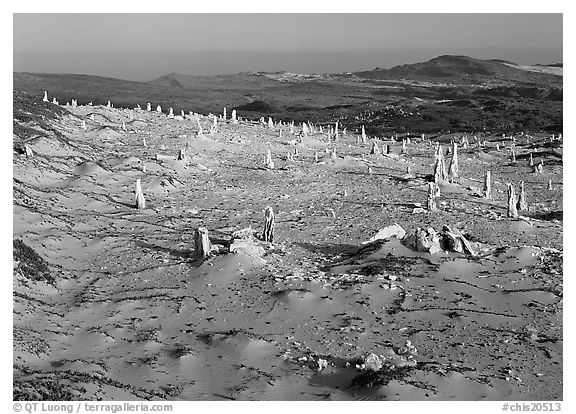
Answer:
484 171 491 199
507 183 518 219
330 148 337 159
268 117 274 129
197 120 204 136
433 180 441 197
517 181 528 211
210 116 218 134
168 108 174 119
448 141 459 181
156 105 162 113
24 144 34 158
401 139 407 155
534 161 544 174
223 107 227 121
43 91 49 102
434 145 448 182
262 206 275 243
511 147 516 163
135 179 146 210
194 227 211 259
370 141 381 155
427 182 438 212
529 152 534 167
361 125 367 144
265 149 275 170
147 103 151 111
231 109 237 123
548 180 553 191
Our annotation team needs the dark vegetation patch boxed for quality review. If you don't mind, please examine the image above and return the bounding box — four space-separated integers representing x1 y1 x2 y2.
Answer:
236 100 274 112
350 364 416 388
134 329 159 342
13 239 54 284
13 377 83 400
13 368 170 400
166 344 194 358
473 86 563 101
14 90 69 121
13 91 70 144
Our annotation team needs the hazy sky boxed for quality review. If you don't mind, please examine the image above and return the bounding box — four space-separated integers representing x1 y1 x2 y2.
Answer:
13 14 563 81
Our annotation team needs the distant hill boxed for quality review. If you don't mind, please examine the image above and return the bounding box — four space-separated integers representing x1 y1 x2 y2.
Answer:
147 72 283 90
13 54 563 134
355 55 562 86
12 72 257 114
536 63 563 68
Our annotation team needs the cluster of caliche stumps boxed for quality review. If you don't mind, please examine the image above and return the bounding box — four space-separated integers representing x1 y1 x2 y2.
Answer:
38 91 560 258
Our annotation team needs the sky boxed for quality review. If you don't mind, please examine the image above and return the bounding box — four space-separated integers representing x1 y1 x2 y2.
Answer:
13 13 564 81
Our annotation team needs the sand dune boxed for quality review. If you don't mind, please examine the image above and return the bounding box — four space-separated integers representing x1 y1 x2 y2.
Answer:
13 102 562 400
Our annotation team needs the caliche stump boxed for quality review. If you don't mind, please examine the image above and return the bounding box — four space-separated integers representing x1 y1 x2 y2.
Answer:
517 181 528 211
484 171 491 199
427 182 438 212
265 149 275 169
262 206 275 243
194 227 211 259
507 183 519 219
135 179 146 210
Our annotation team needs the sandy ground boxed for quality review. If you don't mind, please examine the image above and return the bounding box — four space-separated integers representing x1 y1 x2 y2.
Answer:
13 104 562 400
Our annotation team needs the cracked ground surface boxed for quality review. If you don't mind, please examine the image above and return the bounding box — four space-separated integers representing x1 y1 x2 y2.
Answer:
13 103 562 400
